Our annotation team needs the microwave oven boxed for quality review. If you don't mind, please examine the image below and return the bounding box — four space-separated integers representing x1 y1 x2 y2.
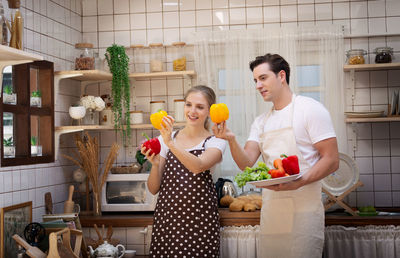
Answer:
101 173 157 212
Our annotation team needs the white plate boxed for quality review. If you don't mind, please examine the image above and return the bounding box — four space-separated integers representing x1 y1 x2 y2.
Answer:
321 153 359 196
247 174 302 187
344 111 384 118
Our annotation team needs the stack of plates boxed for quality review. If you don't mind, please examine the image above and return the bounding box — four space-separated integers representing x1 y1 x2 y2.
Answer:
344 111 384 118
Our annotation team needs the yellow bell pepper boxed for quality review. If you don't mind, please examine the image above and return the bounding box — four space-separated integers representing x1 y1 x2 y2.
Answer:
210 103 229 124
150 110 168 129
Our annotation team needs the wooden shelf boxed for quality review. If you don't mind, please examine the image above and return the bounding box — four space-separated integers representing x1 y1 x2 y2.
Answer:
130 70 196 79
0 45 43 63
56 122 185 132
54 70 112 81
344 62 400 71
346 116 400 123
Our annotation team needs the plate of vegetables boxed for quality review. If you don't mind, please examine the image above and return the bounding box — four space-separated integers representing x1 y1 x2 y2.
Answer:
235 154 302 187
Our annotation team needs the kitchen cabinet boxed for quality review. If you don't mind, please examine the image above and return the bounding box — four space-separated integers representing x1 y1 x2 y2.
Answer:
0 45 56 166
344 62 400 151
54 69 195 159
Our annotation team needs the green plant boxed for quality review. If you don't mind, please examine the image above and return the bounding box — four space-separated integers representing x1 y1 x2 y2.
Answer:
3 137 13 146
105 44 131 140
30 136 37 146
31 90 41 97
3 85 13 94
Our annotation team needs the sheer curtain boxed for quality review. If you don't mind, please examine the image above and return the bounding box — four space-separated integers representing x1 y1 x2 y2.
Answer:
220 225 260 258
194 25 346 178
325 225 400 258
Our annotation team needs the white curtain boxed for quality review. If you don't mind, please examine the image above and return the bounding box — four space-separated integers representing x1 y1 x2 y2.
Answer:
325 225 400 258
194 25 346 178
220 225 260 258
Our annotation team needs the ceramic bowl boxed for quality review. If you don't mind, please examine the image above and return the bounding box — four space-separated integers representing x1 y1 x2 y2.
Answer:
69 106 86 119
124 250 136 258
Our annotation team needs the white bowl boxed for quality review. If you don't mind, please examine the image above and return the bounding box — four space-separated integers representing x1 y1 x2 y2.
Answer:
69 106 86 119
124 250 136 258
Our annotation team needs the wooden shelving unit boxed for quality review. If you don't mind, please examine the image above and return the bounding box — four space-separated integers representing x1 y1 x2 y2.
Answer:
130 70 196 79
0 45 42 63
56 122 186 132
54 70 112 81
343 62 400 71
346 116 400 123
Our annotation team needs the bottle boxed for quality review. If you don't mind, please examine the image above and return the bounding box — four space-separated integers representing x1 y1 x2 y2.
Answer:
8 0 23 50
0 2 8 45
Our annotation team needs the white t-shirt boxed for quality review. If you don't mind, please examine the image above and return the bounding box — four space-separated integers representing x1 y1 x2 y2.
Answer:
158 132 227 173
247 95 336 167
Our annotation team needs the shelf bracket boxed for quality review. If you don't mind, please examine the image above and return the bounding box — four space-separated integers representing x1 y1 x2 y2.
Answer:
54 128 83 160
81 81 107 95
349 122 358 153
54 73 82 106
350 69 355 108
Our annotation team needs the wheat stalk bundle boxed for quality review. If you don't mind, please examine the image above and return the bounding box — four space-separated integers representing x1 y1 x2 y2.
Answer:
63 132 119 198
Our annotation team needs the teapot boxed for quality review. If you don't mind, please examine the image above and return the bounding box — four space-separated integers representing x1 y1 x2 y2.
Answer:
88 241 125 258
215 178 237 206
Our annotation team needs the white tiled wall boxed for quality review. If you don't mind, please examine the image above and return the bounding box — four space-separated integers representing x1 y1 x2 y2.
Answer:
2 0 400 226
0 0 82 221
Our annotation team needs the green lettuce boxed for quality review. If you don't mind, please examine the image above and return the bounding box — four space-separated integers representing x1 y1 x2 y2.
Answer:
234 162 271 187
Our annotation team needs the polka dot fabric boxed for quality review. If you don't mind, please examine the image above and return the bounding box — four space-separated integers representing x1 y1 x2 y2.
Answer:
150 132 220 257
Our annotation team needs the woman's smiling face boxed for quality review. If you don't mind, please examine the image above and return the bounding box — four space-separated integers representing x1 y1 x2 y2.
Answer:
184 91 210 127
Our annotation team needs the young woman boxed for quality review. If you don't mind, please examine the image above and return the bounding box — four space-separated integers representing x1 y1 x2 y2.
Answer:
142 85 226 257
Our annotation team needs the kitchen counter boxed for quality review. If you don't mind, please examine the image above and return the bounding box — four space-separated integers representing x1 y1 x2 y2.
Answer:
80 208 400 227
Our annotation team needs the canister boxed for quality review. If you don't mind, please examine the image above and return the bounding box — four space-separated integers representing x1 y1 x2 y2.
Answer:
149 43 164 72
171 42 186 71
174 99 185 121
130 110 144 124
100 107 114 126
150 100 165 115
131 44 145 73
75 43 95 70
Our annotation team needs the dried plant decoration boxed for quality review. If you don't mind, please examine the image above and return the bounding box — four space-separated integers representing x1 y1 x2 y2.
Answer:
62 132 119 215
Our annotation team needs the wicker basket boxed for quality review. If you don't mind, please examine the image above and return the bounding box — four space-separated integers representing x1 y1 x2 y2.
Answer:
110 163 141 174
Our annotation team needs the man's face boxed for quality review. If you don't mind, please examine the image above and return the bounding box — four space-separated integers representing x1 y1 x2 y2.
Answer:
252 63 285 102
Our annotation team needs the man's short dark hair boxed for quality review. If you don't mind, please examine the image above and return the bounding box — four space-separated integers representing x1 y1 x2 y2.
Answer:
249 54 290 85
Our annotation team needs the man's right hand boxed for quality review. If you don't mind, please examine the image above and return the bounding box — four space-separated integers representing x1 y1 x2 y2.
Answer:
212 121 235 141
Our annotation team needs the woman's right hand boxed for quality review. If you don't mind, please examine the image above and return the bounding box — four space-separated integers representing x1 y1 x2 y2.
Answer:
141 146 160 166
212 121 235 141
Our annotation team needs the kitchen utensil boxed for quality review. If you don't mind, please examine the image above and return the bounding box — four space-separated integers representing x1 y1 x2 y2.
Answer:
12 234 47 258
64 185 75 213
45 192 53 214
321 153 363 216
215 178 237 205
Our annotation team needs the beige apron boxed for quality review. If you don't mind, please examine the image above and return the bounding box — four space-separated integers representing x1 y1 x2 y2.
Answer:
258 95 324 258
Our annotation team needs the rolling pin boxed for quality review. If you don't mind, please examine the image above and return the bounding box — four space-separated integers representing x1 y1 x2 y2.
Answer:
64 185 75 213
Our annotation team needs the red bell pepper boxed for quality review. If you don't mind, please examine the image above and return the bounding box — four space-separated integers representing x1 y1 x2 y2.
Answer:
280 154 300 175
142 133 161 156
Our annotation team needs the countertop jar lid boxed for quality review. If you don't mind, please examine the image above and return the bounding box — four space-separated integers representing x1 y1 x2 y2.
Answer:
129 110 143 113
75 43 94 49
150 100 165 103
172 42 186 47
149 43 163 48
131 44 144 48
375 46 393 53
174 99 185 102
346 49 367 56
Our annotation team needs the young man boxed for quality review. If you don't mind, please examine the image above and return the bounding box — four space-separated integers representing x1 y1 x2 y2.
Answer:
212 54 339 258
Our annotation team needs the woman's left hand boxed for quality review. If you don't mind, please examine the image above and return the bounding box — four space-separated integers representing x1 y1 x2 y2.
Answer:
160 115 175 146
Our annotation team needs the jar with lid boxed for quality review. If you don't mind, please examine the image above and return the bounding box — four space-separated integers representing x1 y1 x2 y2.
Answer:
174 99 185 121
131 44 145 73
375 47 393 64
171 42 186 71
75 43 95 70
346 49 367 65
150 100 165 115
149 43 164 72
130 110 143 124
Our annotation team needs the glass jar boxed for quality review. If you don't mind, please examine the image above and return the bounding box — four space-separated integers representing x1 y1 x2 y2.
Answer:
174 99 185 121
375 47 393 64
130 110 143 124
150 100 165 115
149 43 164 72
346 49 367 65
131 44 145 73
172 42 186 71
75 43 95 70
